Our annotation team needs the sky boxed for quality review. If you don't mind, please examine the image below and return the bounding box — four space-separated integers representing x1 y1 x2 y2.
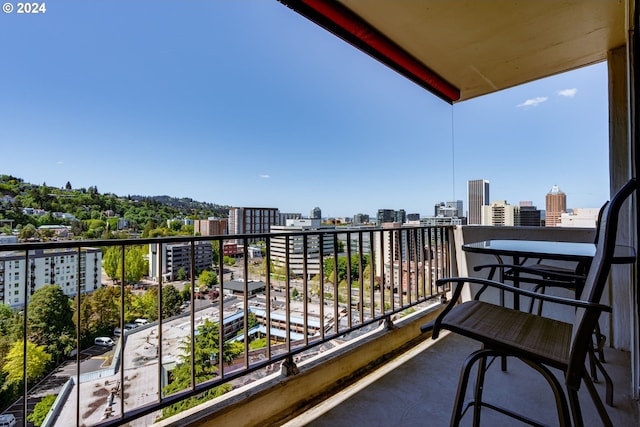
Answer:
0 1 610 218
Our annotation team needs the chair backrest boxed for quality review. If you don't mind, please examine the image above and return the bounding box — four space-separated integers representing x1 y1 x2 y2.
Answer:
592 200 609 244
566 178 636 388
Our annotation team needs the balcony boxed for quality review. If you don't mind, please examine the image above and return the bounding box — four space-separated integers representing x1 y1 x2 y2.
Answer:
0 224 637 426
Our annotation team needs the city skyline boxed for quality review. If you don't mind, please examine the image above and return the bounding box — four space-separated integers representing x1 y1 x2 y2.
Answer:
0 1 610 217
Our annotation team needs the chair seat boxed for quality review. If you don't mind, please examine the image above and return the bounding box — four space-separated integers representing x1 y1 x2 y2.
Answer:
441 300 572 369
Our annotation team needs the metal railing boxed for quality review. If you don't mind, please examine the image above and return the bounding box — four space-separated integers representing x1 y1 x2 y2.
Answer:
0 224 453 426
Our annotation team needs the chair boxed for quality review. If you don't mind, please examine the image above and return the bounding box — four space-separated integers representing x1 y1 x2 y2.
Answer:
421 178 636 427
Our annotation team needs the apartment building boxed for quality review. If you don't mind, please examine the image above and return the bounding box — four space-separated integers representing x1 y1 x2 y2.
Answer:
0 248 102 308
149 242 213 282
194 218 228 236
482 200 520 226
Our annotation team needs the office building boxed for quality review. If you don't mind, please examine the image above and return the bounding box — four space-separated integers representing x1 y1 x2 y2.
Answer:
545 185 567 227
352 213 370 225
228 207 279 244
519 203 542 226
560 208 600 228
310 207 322 220
467 179 489 225
0 248 102 308
278 212 302 225
270 219 334 278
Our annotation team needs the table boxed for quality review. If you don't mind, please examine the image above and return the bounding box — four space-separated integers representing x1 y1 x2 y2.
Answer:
463 240 636 308
463 239 636 265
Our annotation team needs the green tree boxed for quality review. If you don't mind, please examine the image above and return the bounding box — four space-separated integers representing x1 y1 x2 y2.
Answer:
2 340 51 384
0 304 20 365
19 223 37 240
160 319 239 419
27 285 75 363
27 394 57 426
122 245 146 284
88 286 121 336
107 246 146 284
162 285 183 319
176 267 187 281
103 246 120 282
197 270 218 290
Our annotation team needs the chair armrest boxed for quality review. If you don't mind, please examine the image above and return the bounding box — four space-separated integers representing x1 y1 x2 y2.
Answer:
426 276 611 340
435 277 611 312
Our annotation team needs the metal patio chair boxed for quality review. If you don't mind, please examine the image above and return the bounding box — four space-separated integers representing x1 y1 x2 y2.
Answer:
421 178 636 427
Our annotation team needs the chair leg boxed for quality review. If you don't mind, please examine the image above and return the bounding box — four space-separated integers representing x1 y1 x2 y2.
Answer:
520 358 572 427
567 387 585 427
582 371 614 426
451 349 489 427
472 354 488 427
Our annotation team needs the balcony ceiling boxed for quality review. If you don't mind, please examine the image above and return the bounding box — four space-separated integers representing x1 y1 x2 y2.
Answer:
280 0 627 103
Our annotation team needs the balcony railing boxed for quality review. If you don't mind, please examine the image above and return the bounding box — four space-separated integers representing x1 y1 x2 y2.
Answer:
0 224 453 427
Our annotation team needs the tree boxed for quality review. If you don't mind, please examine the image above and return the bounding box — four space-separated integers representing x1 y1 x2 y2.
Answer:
124 246 146 283
103 246 120 282
19 223 37 240
105 246 146 284
2 340 51 384
162 285 183 319
197 270 218 290
176 267 187 281
27 285 75 363
65 181 72 190
27 394 57 426
0 304 20 365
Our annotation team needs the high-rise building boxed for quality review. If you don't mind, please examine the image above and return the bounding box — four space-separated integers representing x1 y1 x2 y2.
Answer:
377 209 396 225
482 200 520 226
519 203 542 226
149 242 213 282
467 179 490 225
0 248 102 308
435 200 464 218
545 185 567 227
310 207 322 220
278 212 302 225
228 207 279 243
270 219 334 279
352 213 370 225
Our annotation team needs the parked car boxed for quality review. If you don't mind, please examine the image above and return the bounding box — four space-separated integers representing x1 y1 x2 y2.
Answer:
134 318 149 326
114 323 138 337
94 337 115 347
0 414 16 427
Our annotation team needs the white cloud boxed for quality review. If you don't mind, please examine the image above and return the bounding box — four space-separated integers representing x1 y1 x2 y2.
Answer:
259 174 270 179
517 96 548 108
56 161 64 165
557 88 578 97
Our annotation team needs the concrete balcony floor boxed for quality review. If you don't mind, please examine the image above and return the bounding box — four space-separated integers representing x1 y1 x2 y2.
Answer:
284 332 639 427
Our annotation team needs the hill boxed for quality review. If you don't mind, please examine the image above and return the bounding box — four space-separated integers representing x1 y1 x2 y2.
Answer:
0 174 230 238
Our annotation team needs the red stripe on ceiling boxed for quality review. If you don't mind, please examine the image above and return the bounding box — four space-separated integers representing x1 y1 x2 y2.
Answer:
284 0 460 103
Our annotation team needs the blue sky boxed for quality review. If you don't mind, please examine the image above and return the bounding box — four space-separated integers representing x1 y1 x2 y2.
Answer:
0 1 610 218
